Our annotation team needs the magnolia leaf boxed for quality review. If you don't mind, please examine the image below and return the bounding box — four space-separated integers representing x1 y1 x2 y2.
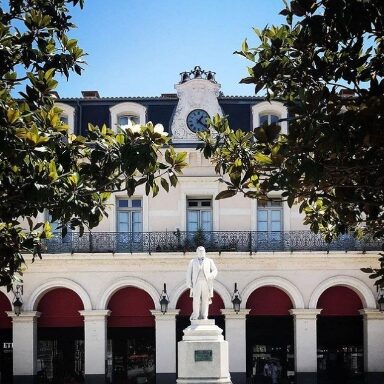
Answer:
254 152 273 165
215 189 237 200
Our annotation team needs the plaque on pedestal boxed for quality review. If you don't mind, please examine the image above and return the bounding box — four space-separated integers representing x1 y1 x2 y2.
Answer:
177 320 232 384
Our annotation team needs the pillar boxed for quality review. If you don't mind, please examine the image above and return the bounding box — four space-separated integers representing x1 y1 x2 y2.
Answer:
221 308 250 384
359 309 384 384
79 310 111 384
7 311 40 384
151 309 179 384
289 309 322 384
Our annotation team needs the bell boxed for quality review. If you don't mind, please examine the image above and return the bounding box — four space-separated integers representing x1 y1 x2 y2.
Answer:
180 72 189 83
193 66 202 78
207 71 216 82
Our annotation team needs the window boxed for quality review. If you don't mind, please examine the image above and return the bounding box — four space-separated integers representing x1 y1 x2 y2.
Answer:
116 199 142 233
55 102 75 134
257 199 283 232
116 198 143 252
118 114 140 127
110 102 147 132
252 101 288 134
259 114 279 126
256 199 283 250
60 115 69 125
187 199 212 232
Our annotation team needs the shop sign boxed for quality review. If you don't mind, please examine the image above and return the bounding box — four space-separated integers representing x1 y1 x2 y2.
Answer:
194 350 212 362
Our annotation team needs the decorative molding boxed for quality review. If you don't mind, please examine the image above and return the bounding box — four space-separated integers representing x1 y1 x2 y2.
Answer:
241 276 305 309
27 278 92 311
79 310 111 319
109 102 147 131
359 309 384 320
98 276 160 310
6 311 41 321
170 78 223 142
221 308 251 319
289 308 322 319
150 309 180 320
308 275 377 309
55 102 75 134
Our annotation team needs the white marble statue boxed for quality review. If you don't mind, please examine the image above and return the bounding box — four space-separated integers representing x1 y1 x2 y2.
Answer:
186 246 218 320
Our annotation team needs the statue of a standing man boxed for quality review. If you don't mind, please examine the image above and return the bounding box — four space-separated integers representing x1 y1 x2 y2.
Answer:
186 246 218 320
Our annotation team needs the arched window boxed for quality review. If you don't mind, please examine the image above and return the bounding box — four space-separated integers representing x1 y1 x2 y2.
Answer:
110 102 147 131
117 114 140 127
55 102 75 134
252 101 288 134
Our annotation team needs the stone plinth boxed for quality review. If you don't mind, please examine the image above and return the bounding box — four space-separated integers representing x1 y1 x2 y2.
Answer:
177 319 231 384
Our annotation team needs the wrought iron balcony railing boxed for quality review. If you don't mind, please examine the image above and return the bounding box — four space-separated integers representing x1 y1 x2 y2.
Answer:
43 230 382 254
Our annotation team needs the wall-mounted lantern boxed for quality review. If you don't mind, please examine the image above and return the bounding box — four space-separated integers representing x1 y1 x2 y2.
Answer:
232 283 242 314
13 285 23 316
159 283 170 314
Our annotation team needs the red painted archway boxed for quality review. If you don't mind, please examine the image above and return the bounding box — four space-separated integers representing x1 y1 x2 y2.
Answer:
176 290 225 316
246 286 293 315
317 286 363 316
108 287 155 327
37 288 84 327
0 292 11 329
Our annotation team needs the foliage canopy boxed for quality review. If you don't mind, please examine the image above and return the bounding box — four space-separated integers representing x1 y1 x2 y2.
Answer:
199 0 384 287
0 0 186 289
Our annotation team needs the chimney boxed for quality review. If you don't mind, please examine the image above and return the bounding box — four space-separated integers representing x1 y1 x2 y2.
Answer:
161 93 177 99
81 90 100 99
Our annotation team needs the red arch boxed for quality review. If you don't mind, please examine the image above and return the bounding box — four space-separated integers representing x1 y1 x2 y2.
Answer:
37 288 84 327
176 290 224 316
108 287 155 327
317 286 363 316
246 286 293 315
0 292 12 329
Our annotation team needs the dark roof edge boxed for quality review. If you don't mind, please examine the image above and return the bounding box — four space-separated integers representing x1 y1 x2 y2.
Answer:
56 95 264 102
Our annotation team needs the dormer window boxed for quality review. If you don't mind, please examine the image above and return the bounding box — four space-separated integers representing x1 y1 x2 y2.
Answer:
60 115 69 125
54 102 75 134
118 114 140 127
259 114 279 126
252 101 288 135
110 102 147 132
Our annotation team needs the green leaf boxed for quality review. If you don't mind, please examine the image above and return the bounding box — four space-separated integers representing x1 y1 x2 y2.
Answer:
254 152 273 165
160 177 169 192
215 189 237 200
7 108 20 124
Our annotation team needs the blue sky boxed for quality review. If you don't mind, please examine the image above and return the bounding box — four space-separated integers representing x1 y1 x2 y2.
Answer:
58 0 285 98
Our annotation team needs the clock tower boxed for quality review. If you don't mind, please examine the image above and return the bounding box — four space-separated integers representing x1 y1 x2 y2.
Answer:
170 66 223 143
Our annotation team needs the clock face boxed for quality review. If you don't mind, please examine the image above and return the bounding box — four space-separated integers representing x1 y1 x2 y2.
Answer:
186 109 210 132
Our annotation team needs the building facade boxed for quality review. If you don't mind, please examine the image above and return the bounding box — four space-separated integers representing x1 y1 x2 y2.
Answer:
1 68 383 384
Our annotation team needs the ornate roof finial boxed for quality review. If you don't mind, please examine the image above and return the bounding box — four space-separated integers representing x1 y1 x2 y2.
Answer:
178 66 216 84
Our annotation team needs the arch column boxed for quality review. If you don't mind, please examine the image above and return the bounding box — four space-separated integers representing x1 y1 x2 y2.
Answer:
151 309 180 384
221 308 250 384
79 310 111 384
289 309 322 384
7 311 40 384
359 309 384 384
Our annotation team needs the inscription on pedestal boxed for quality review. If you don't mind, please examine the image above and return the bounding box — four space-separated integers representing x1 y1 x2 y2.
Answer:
194 349 213 362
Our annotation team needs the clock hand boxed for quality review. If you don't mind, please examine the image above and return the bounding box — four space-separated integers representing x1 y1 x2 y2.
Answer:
197 116 207 127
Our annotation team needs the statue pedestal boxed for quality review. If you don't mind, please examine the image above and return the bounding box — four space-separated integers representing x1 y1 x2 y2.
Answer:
177 319 232 384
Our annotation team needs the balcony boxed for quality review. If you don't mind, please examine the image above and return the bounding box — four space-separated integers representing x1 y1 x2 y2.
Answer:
43 231 382 254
